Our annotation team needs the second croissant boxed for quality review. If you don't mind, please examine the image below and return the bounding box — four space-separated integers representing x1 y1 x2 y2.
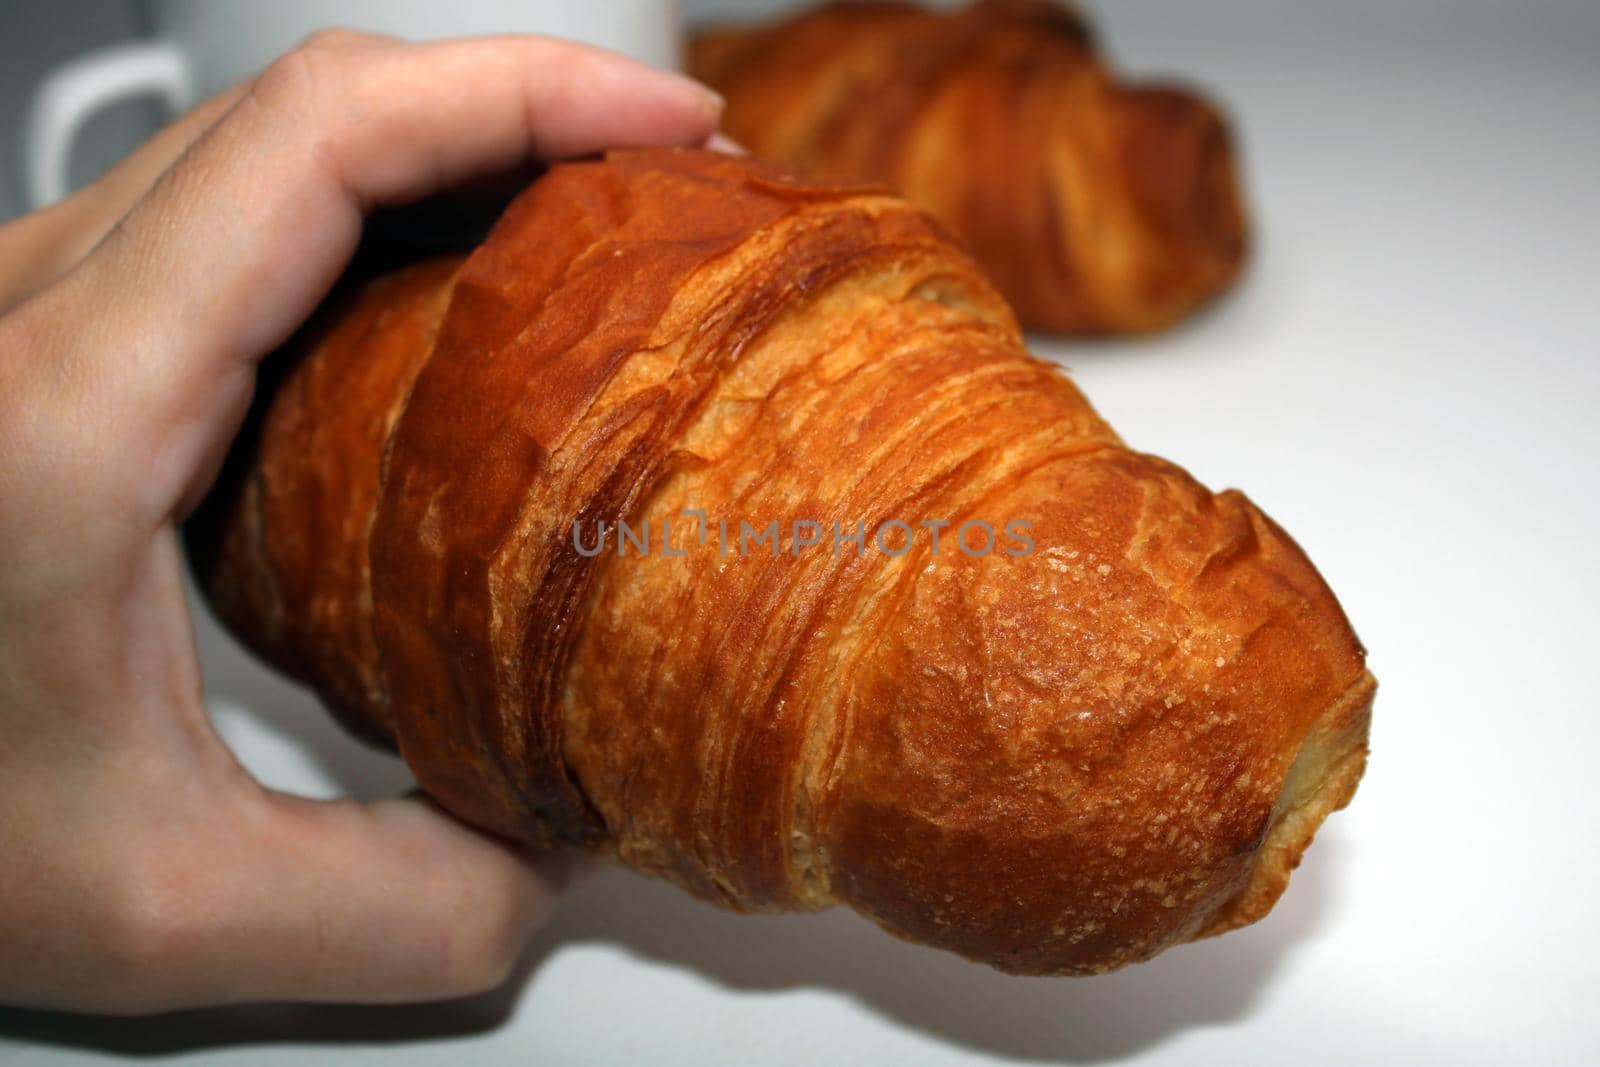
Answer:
691 0 1250 335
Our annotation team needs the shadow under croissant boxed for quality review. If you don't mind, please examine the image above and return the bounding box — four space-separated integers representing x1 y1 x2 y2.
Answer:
0 598 1344 1062
521 845 1339 1063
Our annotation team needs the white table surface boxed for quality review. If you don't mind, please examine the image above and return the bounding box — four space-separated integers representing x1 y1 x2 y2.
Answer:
3 1 1598 1064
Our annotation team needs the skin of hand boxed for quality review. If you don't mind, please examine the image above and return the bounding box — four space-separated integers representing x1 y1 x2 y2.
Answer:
0 31 723 1014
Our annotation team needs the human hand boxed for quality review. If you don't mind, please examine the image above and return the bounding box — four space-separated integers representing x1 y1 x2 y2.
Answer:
0 32 723 1014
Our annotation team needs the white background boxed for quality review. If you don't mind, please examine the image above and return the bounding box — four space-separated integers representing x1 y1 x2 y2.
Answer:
2 1 1598 1064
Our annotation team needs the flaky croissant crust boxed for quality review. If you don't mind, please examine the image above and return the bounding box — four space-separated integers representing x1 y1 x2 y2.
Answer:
192 148 1371 975
691 0 1250 335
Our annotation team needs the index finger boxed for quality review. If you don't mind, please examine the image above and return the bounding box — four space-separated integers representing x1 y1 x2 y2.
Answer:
44 34 723 517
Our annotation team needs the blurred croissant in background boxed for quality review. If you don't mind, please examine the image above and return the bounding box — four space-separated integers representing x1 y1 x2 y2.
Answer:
691 0 1250 334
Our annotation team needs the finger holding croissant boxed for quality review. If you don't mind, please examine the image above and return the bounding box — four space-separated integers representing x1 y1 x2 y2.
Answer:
690 0 1250 335
192 148 1373 977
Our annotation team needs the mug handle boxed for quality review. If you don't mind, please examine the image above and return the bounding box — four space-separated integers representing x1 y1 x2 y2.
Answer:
24 41 194 208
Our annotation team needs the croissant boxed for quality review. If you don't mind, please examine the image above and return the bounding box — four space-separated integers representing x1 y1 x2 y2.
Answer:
689 0 1249 335
188 148 1373 976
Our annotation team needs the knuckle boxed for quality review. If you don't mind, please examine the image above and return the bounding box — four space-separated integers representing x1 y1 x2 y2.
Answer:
251 37 349 111
294 27 379 53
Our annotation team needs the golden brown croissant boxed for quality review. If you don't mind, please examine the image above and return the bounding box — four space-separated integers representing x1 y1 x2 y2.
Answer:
189 148 1372 976
689 0 1249 335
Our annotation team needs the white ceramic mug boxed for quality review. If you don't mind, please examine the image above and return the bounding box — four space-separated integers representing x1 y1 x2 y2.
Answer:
25 0 683 208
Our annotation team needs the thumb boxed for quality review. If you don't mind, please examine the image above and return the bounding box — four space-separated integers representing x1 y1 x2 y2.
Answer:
115 788 587 1012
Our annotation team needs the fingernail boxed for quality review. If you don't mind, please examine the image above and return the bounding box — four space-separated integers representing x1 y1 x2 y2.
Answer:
706 132 747 156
